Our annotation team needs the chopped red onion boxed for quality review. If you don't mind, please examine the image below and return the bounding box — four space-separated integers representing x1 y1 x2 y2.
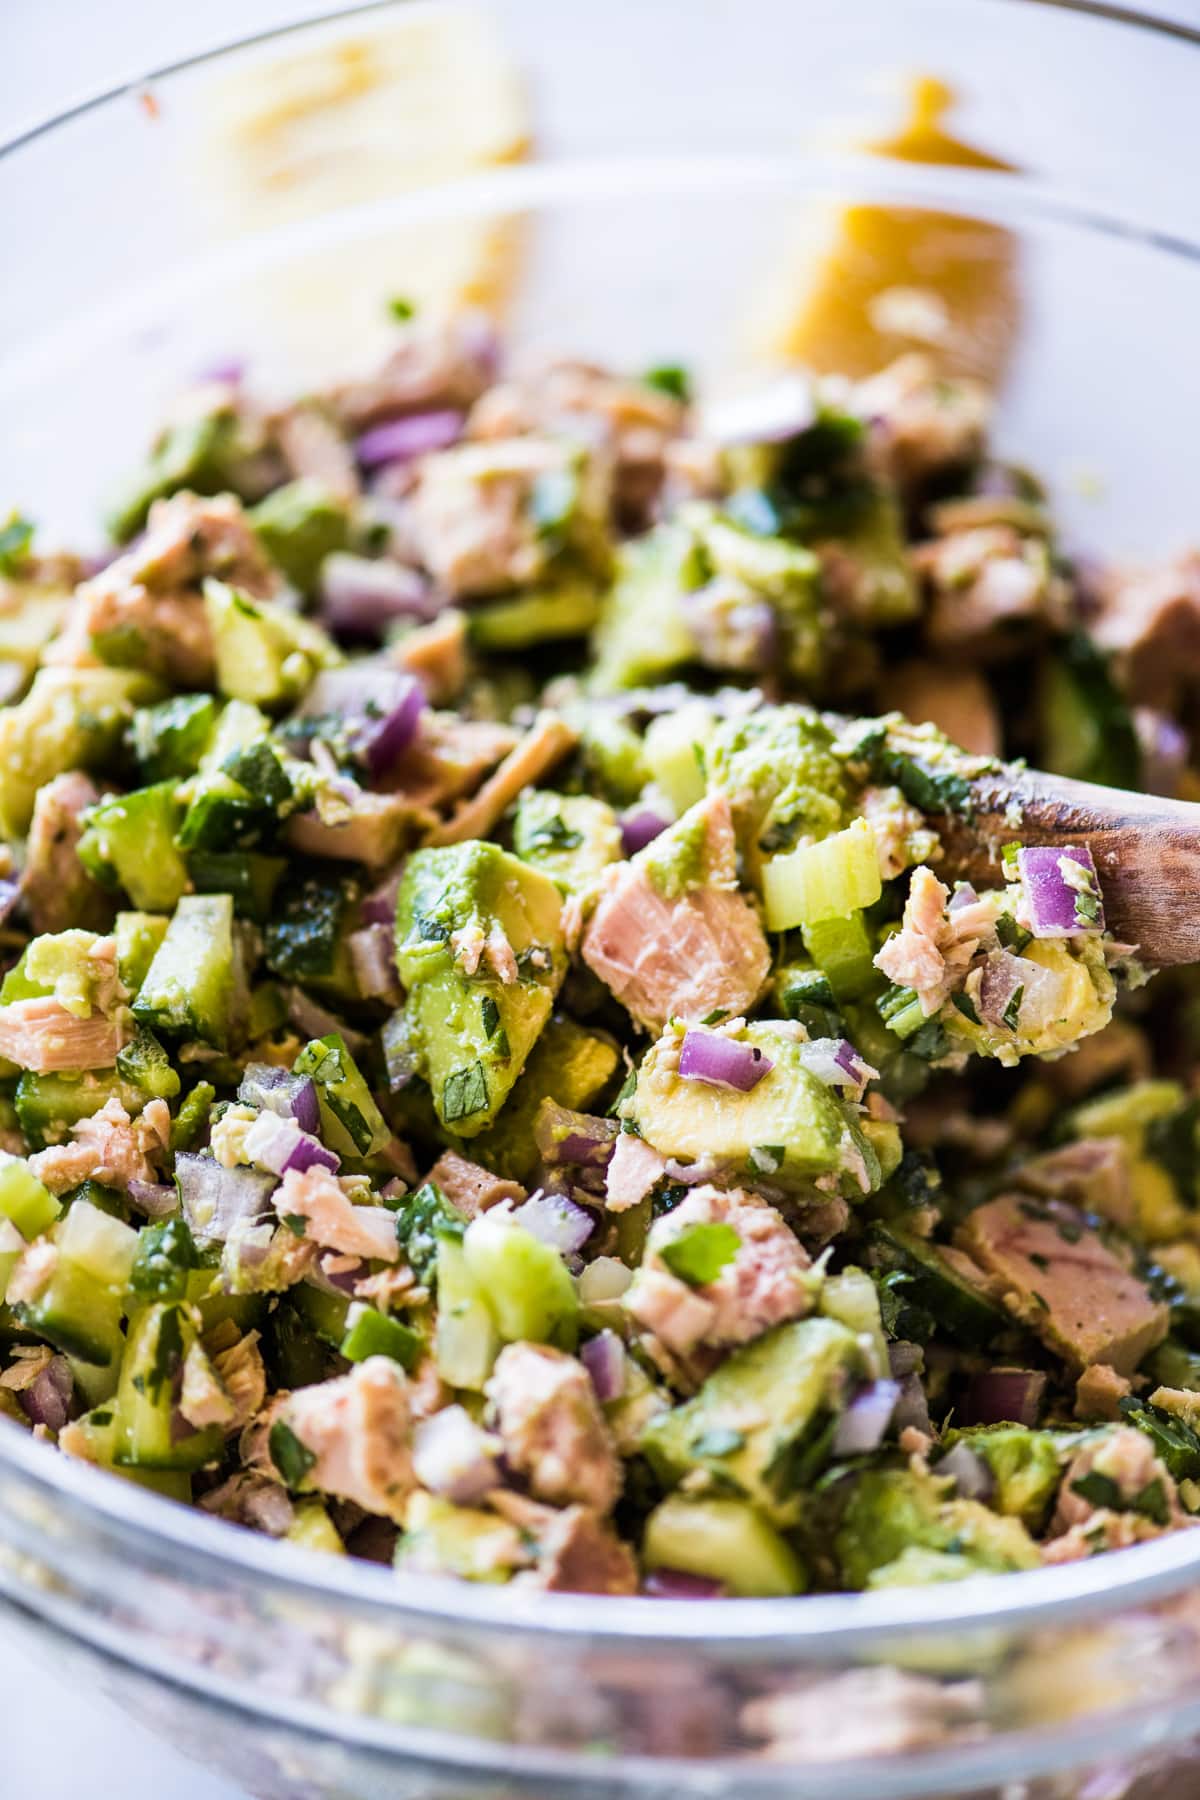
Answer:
581 1330 626 1403
1016 845 1106 937
315 1254 364 1296
620 807 670 856
701 374 815 447
349 923 399 1000
798 1037 874 1096
678 1030 773 1093
534 1101 619 1169
938 1441 994 1502
892 1372 932 1437
177 1154 276 1244
320 552 436 638
512 1190 595 1256
126 1180 179 1220
355 410 464 469
976 951 1028 1030
380 1176 407 1204
412 1405 501 1504
381 1008 418 1093
361 864 405 927
643 1569 726 1600
20 1356 73 1432
243 1109 340 1178
238 1064 321 1138
299 666 425 775
832 1379 900 1456
286 989 368 1058
962 1367 1046 1428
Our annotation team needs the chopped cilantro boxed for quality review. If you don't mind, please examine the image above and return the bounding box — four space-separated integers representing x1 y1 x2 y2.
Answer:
387 295 416 321
481 995 502 1039
642 363 691 402
269 1419 317 1489
443 1060 489 1123
951 991 980 1025
1001 984 1025 1033
700 1008 729 1026
0 513 35 575
659 1221 740 1287
524 813 583 852
995 912 1032 954
396 1181 466 1286
129 1218 200 1304
281 1213 308 1238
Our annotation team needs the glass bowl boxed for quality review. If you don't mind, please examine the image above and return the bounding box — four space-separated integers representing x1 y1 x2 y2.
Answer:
2 3 1200 1794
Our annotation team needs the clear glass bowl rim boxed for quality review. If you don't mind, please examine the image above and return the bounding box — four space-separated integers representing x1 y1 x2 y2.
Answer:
3 0 1200 1655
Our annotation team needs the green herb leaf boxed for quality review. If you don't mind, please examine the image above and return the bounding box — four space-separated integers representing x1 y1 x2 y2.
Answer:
443 1060 489 1124
642 364 691 402
659 1221 740 1287
1001 983 1025 1034
951 991 979 1025
270 1418 317 1489
996 912 1032 954
281 1213 308 1238
129 1218 200 1304
396 1181 467 1286
387 295 416 321
0 513 35 575
1070 1470 1122 1511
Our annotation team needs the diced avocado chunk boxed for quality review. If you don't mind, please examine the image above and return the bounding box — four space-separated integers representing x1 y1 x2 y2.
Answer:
642 1494 806 1597
129 693 219 784
77 783 190 912
250 478 352 593
395 843 567 1136
106 403 270 542
204 580 340 707
868 1222 1010 1349
396 1491 520 1583
632 1022 885 1195
468 575 601 652
512 790 622 894
939 1425 1070 1531
16 929 111 1017
114 912 170 994
706 705 848 881
132 894 237 1049
468 1015 621 1182
591 523 701 690
688 506 823 681
641 1317 865 1525
0 1156 61 1239
293 1032 390 1158
835 1464 1040 1590
0 667 160 839
576 708 650 805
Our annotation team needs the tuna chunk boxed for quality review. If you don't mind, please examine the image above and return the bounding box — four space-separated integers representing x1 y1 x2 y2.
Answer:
525 1504 639 1595
486 1342 622 1514
918 524 1065 659
1093 550 1200 711
1052 1427 1179 1536
29 1095 166 1193
198 1471 295 1537
273 402 360 500
208 1326 268 1434
604 1132 668 1212
0 997 124 1074
425 1150 525 1219
1017 1137 1134 1232
272 1357 416 1520
873 865 991 1016
582 797 770 1034
331 312 496 431
626 1185 812 1360
1074 1362 1131 1422
388 713 518 813
426 713 577 847
178 1341 236 1432
272 1167 401 1263
411 438 587 598
858 354 990 492
21 772 113 935
956 1194 1168 1374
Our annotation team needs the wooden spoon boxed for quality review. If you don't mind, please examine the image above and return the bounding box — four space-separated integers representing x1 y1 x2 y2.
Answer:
929 766 1200 967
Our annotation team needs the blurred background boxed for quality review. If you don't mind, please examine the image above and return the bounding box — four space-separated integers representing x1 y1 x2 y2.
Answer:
1 2 1197 1796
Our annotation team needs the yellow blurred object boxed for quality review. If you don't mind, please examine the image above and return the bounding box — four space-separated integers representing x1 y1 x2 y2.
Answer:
745 76 1019 385
193 3 530 378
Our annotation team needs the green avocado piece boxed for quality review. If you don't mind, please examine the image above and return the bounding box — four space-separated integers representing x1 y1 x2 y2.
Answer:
77 783 190 913
689 507 822 682
467 1014 621 1181
938 1424 1071 1531
641 1316 865 1526
575 708 651 805
114 912 170 995
835 1464 1040 1590
631 1021 881 1196
204 580 340 707
642 1494 806 1597
468 575 601 652
0 667 161 840
396 1491 521 1584
512 790 622 895
250 478 353 594
706 704 849 881
106 404 274 544
590 523 701 691
395 843 567 1137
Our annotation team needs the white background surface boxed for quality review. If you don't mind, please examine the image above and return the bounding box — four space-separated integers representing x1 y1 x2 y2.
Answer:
1 2 1197 1797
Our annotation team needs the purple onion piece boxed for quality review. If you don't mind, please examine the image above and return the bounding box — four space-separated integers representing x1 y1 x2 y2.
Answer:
581 1329 626 1403
297 666 425 776
412 1405 500 1505
976 951 1027 1030
0 876 21 926
20 1357 73 1432
361 864 406 927
1016 845 1106 937
379 1177 407 1204
832 1379 900 1457
362 678 425 775
320 552 436 639
176 1153 276 1245
678 1030 773 1094
244 1109 339 1179
355 409 464 470
534 1101 619 1169
620 807 671 857
349 924 399 1000
948 882 979 914
937 1441 994 1502
962 1367 1046 1428
643 1569 726 1600
512 1191 595 1256
238 1064 321 1138
126 1180 180 1220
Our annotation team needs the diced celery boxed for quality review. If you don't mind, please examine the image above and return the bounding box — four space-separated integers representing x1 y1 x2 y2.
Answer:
801 912 877 999
56 1200 140 1290
762 818 881 932
434 1237 499 1390
0 1157 61 1240
877 983 928 1041
340 1304 423 1372
643 703 715 816
462 1212 578 1351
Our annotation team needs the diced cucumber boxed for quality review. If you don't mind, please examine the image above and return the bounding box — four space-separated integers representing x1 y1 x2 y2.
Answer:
116 1025 181 1100
64 1406 192 1502
132 894 237 1049
434 1236 499 1391
801 912 878 1000
643 702 715 815
65 1180 129 1222
188 850 286 922
55 1200 139 1290
292 1280 351 1348
0 1156 61 1239
340 1303 423 1372
249 478 352 593
113 1303 223 1471
204 579 339 707
869 1222 1010 1349
461 1211 579 1351
76 783 189 912
114 912 170 994
642 1495 806 1597
262 1300 330 1389
468 578 601 651
265 864 360 999
762 818 881 932
293 1032 390 1158
14 1071 140 1151
129 693 219 783
17 1256 125 1366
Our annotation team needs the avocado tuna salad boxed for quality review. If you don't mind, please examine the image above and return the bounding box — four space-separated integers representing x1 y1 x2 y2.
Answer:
1 310 1199 1599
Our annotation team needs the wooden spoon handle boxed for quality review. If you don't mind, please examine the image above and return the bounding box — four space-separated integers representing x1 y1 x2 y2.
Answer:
930 767 1200 966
